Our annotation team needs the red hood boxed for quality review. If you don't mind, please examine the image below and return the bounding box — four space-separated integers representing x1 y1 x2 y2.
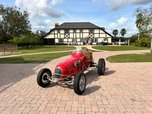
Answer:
56 57 79 68
55 56 80 76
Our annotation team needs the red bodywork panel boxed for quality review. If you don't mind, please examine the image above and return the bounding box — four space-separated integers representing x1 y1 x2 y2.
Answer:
54 49 93 79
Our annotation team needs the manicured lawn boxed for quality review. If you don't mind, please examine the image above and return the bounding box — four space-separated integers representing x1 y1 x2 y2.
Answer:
0 52 70 63
93 46 149 51
19 45 75 54
107 54 152 62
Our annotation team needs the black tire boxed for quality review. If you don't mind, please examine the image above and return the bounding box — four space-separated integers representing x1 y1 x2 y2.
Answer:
74 71 86 95
97 58 105 75
37 68 52 87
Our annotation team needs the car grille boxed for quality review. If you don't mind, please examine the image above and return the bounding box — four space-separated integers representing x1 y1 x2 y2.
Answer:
54 68 62 78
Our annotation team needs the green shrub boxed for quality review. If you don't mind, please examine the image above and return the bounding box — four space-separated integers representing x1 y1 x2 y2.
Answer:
55 43 67 45
9 36 39 48
135 38 150 48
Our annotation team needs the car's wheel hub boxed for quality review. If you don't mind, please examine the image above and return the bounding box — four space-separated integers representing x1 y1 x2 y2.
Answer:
42 73 50 84
79 75 86 91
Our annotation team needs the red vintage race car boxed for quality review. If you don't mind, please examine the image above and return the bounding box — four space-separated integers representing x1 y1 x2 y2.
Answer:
37 47 105 95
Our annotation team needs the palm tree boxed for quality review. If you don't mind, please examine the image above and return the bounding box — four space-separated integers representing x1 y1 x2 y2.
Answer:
120 28 127 37
112 29 118 37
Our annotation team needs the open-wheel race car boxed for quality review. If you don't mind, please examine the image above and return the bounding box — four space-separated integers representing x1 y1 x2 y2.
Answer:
37 47 106 95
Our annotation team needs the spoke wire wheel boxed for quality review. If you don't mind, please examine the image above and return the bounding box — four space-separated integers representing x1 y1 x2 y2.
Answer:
37 69 52 87
79 75 86 92
74 71 86 95
42 72 50 84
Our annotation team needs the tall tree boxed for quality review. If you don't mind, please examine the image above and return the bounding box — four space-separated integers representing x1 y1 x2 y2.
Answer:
112 29 118 37
36 30 47 44
0 4 31 43
36 30 47 39
120 28 127 37
135 5 152 53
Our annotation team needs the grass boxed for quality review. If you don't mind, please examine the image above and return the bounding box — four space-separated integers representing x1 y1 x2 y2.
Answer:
0 52 71 63
93 46 149 51
107 53 152 62
18 45 75 54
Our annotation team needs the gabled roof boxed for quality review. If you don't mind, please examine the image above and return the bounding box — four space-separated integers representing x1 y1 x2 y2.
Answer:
55 22 101 29
44 22 114 38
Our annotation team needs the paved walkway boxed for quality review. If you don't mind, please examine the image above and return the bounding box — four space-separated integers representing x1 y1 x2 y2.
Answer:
0 49 152 114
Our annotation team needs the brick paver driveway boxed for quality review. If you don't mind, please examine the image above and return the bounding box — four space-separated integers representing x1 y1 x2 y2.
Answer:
0 50 152 114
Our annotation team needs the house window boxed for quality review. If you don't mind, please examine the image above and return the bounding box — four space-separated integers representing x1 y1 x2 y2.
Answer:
89 29 93 33
94 38 97 42
69 30 73 33
59 39 63 43
57 30 60 33
65 30 69 34
80 29 83 33
60 30 64 33
76 29 80 33
104 38 108 42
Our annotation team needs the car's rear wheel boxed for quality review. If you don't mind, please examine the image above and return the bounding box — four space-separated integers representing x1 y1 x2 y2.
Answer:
37 68 52 87
74 71 86 95
97 58 105 75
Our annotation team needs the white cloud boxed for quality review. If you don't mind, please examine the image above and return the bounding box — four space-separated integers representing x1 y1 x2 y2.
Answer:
15 0 64 18
32 19 53 32
109 17 128 29
108 17 138 37
117 17 128 25
109 22 117 28
52 0 62 6
93 0 152 10
15 0 64 31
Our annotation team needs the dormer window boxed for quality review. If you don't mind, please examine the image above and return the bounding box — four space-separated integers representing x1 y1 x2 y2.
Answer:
65 29 69 34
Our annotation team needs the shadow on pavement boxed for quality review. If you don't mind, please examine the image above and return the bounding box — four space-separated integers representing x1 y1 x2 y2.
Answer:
83 67 115 95
83 85 101 95
0 64 40 93
104 68 116 76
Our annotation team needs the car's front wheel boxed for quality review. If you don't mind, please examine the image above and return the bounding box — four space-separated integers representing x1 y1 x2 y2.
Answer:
74 71 86 95
37 68 52 87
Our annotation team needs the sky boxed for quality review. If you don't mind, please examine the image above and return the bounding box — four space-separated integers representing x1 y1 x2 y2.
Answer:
0 0 152 36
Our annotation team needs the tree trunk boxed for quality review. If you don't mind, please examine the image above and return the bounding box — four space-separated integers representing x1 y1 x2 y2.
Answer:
119 38 121 45
128 39 130 46
150 38 152 54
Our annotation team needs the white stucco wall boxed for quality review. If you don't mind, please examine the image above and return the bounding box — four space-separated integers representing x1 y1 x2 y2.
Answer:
94 34 99 38
100 34 106 37
55 39 58 43
94 29 99 33
69 33 74 38
83 29 89 32
108 38 112 43
60 30 64 33
68 39 72 42
83 33 89 38
64 39 67 41
98 38 104 42
100 30 104 33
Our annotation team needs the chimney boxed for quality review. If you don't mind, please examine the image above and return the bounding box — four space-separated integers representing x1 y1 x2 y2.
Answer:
102 27 105 30
55 23 59 28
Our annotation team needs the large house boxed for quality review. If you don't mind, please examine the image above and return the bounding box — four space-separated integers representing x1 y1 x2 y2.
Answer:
44 22 113 45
